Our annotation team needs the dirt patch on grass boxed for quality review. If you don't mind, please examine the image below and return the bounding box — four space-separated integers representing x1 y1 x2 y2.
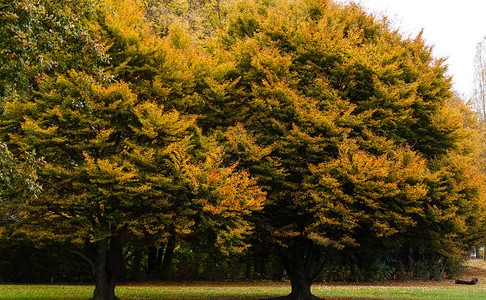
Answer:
454 258 486 288
464 258 486 278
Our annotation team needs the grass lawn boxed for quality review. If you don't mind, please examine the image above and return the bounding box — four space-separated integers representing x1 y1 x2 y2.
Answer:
1 281 486 299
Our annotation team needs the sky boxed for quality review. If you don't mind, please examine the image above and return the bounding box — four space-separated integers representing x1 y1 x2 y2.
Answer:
334 0 486 98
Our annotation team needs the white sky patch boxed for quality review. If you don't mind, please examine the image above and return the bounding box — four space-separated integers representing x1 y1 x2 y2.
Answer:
334 0 486 99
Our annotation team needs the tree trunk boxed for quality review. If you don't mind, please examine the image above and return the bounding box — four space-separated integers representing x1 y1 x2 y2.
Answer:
286 273 319 300
129 250 144 281
91 238 123 300
147 245 158 275
267 242 324 300
161 234 175 278
156 243 165 268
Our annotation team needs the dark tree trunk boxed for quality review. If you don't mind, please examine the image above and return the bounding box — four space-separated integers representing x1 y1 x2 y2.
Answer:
91 238 123 300
129 250 144 281
161 234 175 277
267 242 324 300
147 233 175 279
286 273 319 300
156 243 165 268
147 245 158 275
408 246 414 278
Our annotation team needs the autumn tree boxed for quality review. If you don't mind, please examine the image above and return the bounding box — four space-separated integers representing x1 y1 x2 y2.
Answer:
0 0 263 299
198 0 486 298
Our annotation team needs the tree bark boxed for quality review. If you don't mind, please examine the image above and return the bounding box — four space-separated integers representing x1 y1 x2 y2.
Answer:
129 250 144 281
91 237 123 300
147 234 175 279
161 234 176 277
267 242 324 300
156 243 165 269
147 245 158 275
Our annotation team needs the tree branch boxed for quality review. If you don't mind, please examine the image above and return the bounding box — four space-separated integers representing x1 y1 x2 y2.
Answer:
70 250 96 275
311 255 326 282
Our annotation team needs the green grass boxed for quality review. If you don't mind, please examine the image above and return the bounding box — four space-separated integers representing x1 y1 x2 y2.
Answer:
1 282 486 299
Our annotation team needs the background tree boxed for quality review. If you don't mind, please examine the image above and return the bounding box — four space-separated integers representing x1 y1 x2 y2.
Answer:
0 143 41 228
198 0 486 298
0 0 108 110
473 38 486 124
470 36 486 261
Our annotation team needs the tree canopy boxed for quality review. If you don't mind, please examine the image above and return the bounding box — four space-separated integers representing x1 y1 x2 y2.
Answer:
1 0 485 299
196 0 486 298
